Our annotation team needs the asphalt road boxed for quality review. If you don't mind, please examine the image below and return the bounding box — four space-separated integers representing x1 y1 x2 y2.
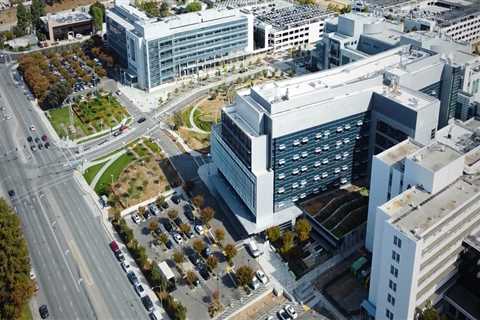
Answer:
0 64 148 320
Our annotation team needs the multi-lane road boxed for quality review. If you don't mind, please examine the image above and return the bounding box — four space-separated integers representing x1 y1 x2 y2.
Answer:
0 64 148 319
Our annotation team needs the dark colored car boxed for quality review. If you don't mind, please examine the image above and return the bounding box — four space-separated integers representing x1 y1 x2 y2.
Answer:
161 201 169 209
44 142 50 149
149 313 158 320
41 134 48 141
188 253 201 266
8 190 15 198
137 117 146 123
38 143 43 150
171 195 181 204
110 240 120 253
163 220 174 233
27 136 33 143
202 246 212 258
34 137 40 143
127 271 139 286
39 305 49 319
165 239 174 249
115 250 125 262
198 266 210 280
184 208 195 222
141 296 154 312
173 217 183 227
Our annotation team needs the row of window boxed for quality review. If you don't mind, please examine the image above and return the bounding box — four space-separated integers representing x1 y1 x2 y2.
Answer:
278 151 351 167
278 134 361 152
277 170 350 193
276 178 350 204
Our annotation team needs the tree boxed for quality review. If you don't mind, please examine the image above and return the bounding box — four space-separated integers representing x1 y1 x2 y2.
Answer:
192 195 204 208
159 2 170 17
138 206 146 218
281 231 295 254
89 5 104 32
214 228 225 244
41 82 71 110
295 218 312 242
0 198 35 319
185 1 201 12
167 209 178 220
206 255 218 272
297 0 315 4
159 233 169 246
235 265 254 287
266 226 281 242
185 270 198 286
172 250 185 265
163 294 187 320
148 220 159 233
224 243 237 265
179 223 191 235
15 2 31 37
30 0 45 33
200 207 215 226
208 289 223 317
192 239 205 254
156 195 165 208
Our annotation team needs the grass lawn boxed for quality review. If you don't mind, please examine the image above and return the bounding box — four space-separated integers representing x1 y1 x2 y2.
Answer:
19 303 32 320
47 94 129 140
83 161 108 185
95 153 135 195
47 107 90 139
144 138 162 155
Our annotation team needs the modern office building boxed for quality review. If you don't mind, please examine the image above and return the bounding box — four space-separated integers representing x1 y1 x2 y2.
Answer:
364 118 480 320
40 11 93 42
253 5 331 52
106 2 254 90
312 13 403 70
209 44 472 234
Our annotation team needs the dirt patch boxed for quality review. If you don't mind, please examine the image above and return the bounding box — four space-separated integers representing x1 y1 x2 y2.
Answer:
232 293 287 320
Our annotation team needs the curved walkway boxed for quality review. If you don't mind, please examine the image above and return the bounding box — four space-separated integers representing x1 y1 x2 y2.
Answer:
89 149 126 188
188 99 210 134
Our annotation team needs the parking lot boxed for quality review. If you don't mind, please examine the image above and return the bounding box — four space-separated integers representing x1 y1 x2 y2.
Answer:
125 192 266 320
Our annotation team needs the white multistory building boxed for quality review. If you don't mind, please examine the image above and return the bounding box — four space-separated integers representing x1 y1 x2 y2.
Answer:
364 119 480 320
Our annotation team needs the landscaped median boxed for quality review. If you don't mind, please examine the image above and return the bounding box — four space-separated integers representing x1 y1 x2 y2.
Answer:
82 137 182 214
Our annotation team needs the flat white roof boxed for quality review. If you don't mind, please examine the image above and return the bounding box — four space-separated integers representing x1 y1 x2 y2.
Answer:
377 139 422 166
158 261 175 279
408 142 463 172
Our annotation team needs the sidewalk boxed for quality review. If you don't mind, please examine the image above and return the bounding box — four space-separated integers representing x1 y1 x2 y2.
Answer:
89 149 126 188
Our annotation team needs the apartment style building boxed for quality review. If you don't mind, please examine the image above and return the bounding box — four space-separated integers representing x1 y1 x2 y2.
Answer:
106 2 254 90
209 44 471 234
364 119 480 320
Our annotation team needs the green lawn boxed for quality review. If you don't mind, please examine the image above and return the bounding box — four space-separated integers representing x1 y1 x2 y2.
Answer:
83 161 108 185
144 138 162 155
193 108 214 132
94 153 136 195
47 107 90 139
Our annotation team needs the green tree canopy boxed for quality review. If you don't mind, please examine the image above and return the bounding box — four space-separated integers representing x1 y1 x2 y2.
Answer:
15 2 31 37
0 198 35 319
41 82 71 109
235 265 254 287
30 0 45 32
89 5 104 32
266 226 281 242
295 218 312 242
185 1 201 12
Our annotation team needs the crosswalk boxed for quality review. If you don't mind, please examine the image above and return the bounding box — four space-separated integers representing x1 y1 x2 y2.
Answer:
214 284 271 320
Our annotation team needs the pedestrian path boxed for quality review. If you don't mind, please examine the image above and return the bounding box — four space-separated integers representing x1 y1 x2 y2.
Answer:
89 149 126 188
188 100 210 134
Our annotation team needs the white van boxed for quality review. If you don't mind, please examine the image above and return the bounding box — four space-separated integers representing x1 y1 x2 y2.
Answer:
247 239 262 258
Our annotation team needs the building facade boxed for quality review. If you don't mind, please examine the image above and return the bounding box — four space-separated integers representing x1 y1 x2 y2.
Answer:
106 3 254 90
210 45 459 234
364 119 480 320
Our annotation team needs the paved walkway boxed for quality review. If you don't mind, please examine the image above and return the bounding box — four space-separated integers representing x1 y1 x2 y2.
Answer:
89 149 126 188
188 99 210 134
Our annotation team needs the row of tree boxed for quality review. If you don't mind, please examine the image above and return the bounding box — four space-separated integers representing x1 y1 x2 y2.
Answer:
15 0 45 38
134 0 170 17
266 218 312 253
0 198 35 319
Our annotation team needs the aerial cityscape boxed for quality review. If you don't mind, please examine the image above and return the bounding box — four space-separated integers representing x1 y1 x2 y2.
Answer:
0 0 478 318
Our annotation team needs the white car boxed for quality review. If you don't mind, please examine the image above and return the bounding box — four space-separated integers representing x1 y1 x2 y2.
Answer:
29 125 36 132
250 276 260 290
134 284 145 297
284 305 298 319
132 214 141 224
120 261 130 272
173 232 183 244
194 224 204 235
256 270 269 284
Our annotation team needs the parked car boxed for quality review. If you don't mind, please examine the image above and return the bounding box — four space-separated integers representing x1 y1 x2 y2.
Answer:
188 253 201 266
165 239 174 249
161 201 169 209
127 271 140 286
256 270 269 284
34 137 40 143
134 284 145 297
163 220 174 233
198 265 210 280
141 296 154 312
277 309 290 320
173 217 183 227
284 305 298 319
110 240 120 253
172 232 183 244
249 276 260 290
184 208 195 222
149 313 158 320
27 136 33 143
41 134 48 141
202 246 212 258
39 305 49 319
194 224 204 235
171 195 181 204
148 204 160 216
132 214 141 224
120 261 130 272
137 117 146 123
8 190 15 198
115 250 125 262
